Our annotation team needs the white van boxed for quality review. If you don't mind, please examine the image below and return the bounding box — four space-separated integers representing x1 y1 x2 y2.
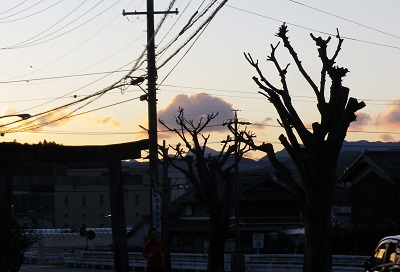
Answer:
363 235 400 271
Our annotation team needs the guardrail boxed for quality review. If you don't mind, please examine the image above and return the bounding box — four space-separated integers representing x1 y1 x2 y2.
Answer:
26 251 368 272
63 252 223 271
245 254 367 272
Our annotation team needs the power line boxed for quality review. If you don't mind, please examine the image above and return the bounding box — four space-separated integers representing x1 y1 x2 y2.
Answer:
288 0 400 41
225 4 400 50
1 80 398 107
0 70 134 84
6 118 400 138
0 0 49 22
0 1 29 18
4 0 84 48
2 1 118 49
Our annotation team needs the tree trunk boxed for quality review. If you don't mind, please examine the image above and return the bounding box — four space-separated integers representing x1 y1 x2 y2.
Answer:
301 170 336 272
207 213 229 272
302 199 333 271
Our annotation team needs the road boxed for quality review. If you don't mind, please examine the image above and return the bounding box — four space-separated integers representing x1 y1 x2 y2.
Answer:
20 264 112 272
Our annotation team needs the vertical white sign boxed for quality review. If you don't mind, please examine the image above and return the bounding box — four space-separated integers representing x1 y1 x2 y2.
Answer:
152 190 161 233
252 233 264 249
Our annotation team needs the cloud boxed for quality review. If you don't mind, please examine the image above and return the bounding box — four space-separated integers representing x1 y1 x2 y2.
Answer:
158 93 234 136
346 100 400 142
248 118 272 134
375 100 400 130
349 112 372 130
90 116 121 127
36 110 74 128
379 134 395 142
15 110 122 132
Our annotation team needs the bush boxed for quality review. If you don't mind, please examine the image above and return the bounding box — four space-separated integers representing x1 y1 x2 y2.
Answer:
0 220 41 272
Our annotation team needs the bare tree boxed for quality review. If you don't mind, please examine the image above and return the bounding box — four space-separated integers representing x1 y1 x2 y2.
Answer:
159 107 253 272
244 24 365 272
0 219 41 272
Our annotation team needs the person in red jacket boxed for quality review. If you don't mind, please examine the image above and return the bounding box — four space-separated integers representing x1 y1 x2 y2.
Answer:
143 228 167 272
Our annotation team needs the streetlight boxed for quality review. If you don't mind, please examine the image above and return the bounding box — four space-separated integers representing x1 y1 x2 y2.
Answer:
0 113 31 136
0 114 31 120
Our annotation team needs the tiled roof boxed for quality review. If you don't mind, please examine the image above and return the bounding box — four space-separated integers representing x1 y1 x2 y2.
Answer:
364 150 400 179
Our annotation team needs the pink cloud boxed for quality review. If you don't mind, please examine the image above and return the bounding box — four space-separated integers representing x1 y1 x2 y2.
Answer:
248 118 272 134
158 93 234 135
349 112 372 130
375 100 400 130
90 116 121 127
379 134 395 142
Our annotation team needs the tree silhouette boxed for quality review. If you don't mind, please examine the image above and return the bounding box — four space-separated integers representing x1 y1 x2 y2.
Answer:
244 23 365 272
0 219 40 271
159 107 253 272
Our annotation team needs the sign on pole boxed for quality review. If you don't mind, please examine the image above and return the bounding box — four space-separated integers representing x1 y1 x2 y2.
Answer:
252 233 264 249
152 190 161 233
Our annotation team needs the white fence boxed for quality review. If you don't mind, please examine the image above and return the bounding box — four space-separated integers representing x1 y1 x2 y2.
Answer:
25 251 368 271
245 254 367 272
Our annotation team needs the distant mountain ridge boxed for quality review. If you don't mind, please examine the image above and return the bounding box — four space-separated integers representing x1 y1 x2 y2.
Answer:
261 140 400 161
126 140 400 174
255 140 400 176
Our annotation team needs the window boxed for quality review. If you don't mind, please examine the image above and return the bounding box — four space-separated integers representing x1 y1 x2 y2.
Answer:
370 241 398 267
64 195 69 207
82 213 86 218
64 213 69 218
82 195 86 207
100 195 104 207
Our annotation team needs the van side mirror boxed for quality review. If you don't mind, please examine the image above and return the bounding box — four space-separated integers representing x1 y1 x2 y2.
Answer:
362 260 372 271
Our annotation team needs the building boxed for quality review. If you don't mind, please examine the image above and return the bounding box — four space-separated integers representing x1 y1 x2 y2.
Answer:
12 158 191 229
338 150 400 231
12 161 152 229
168 169 303 252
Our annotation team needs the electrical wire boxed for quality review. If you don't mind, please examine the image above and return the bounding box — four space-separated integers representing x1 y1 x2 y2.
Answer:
1 0 175 135
225 4 400 50
0 70 133 84
8 1 89 49
6 1 399 139
0 0 48 22
15 121 400 138
158 20 210 85
6 96 142 134
0 1 29 17
156 0 214 58
0 77 398 107
157 0 227 71
288 0 400 41
156 0 193 47
2 0 118 49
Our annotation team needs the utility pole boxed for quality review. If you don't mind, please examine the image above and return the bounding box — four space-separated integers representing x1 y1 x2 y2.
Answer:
123 2 178 229
161 140 172 272
223 109 250 272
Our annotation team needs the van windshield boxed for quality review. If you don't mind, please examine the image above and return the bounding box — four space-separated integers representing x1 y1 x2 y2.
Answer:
370 240 399 267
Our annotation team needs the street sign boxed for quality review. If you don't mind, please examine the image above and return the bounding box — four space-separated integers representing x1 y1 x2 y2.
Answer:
252 233 264 249
152 190 161 233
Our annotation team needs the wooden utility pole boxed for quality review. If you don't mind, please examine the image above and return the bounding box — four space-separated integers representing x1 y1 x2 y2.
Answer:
108 159 129 271
223 110 250 272
123 1 178 229
161 140 172 272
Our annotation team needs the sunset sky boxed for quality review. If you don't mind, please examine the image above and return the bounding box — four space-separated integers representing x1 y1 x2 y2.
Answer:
1 0 400 160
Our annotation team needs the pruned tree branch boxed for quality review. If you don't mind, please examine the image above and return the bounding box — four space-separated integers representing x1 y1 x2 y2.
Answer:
244 54 311 150
276 23 319 96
